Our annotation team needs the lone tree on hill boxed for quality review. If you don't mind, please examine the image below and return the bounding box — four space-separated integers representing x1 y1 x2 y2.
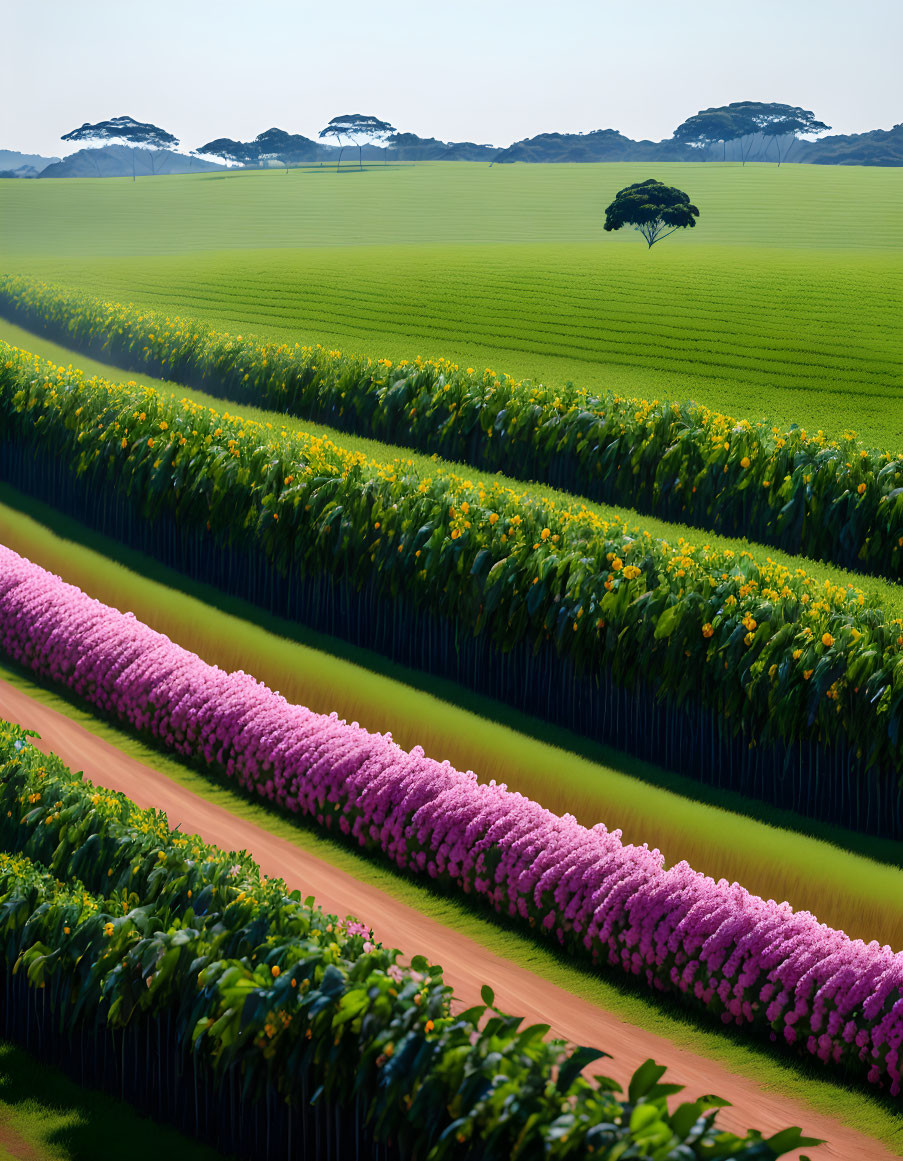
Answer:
319 113 397 170
603 179 699 248
61 115 179 179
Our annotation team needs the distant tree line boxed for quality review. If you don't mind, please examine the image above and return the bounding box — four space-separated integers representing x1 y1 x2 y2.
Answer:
41 104 903 180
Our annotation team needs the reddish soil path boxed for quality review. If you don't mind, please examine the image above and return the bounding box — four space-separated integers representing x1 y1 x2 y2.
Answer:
1 680 899 1161
0 1117 44 1161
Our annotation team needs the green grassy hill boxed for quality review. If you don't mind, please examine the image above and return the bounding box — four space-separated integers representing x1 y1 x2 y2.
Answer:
2 162 901 445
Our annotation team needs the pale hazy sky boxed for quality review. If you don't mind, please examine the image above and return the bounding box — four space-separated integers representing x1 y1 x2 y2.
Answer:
3 0 901 158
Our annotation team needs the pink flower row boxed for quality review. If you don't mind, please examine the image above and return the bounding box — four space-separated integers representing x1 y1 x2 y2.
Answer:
1 544 900 1092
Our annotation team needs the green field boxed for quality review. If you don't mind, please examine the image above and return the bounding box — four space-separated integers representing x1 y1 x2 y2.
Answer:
2 163 901 446
3 160 903 1155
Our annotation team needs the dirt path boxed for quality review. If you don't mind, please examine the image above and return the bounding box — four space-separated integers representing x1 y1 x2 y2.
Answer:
0 1116 44 1161
1 681 899 1160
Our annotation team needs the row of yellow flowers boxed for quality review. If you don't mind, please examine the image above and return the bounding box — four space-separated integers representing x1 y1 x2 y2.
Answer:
3 341 903 794
2 274 902 578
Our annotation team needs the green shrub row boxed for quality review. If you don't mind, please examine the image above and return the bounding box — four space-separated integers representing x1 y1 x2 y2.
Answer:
2 274 902 578
0 720 813 1159
4 343 903 798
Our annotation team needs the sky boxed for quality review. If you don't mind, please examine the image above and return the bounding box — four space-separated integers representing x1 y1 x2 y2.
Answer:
2 0 901 158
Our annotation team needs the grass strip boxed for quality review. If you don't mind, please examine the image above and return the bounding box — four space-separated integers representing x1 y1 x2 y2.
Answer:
0 486 901 950
2 666 901 1155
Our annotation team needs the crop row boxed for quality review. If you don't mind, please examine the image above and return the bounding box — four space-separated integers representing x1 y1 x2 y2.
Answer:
4 345 903 834
1 547 900 1098
0 721 813 1160
2 275 903 578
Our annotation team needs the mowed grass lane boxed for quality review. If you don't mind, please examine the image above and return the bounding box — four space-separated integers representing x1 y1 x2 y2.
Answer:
2 163 901 445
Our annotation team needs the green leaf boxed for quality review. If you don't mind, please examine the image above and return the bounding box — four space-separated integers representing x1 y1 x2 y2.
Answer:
556 1045 609 1094
627 1058 668 1103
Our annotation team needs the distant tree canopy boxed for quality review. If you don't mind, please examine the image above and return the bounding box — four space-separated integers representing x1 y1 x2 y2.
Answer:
319 114 397 169
61 116 179 177
673 102 830 165
604 179 699 248
194 136 258 167
196 128 320 169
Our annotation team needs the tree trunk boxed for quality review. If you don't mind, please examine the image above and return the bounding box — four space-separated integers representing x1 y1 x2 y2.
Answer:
336 145 344 172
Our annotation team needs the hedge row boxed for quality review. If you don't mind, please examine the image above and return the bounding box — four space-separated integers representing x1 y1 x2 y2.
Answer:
2 274 903 578
4 344 903 824
0 721 811 1160
1 549 901 1100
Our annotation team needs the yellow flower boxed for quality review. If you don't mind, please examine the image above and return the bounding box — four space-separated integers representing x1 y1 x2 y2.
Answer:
611 557 623 571
740 456 750 469
540 528 551 540
701 623 714 638
822 633 834 648
857 483 866 495
271 965 281 978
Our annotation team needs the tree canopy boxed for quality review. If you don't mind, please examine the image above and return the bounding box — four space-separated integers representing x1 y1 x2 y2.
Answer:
319 113 397 169
673 102 830 164
61 116 179 177
196 128 320 169
603 179 699 248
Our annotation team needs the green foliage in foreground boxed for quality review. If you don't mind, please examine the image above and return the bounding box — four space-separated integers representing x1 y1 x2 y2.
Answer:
5 654 903 1158
4 274 903 580
6 344 903 792
0 722 815 1159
